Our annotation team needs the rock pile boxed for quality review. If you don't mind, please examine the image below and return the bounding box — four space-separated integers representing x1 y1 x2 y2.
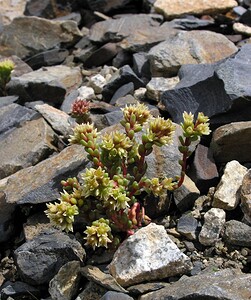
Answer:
0 0 251 299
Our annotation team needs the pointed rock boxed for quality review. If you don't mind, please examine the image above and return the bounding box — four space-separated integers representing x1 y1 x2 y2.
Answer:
0 16 82 58
154 0 238 20
0 117 57 179
109 223 192 287
213 160 248 210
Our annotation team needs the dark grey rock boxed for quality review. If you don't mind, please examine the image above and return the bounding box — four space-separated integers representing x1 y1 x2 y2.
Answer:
188 144 219 194
169 16 215 30
89 14 162 44
60 89 79 113
110 82 134 105
14 231 85 285
84 43 119 68
0 281 40 300
49 261 82 300
0 96 19 108
0 103 38 137
0 16 82 59
210 121 251 163
241 169 251 224
1 144 88 205
127 282 169 297
177 214 198 240
0 117 57 179
140 268 251 300
102 65 144 102
112 49 132 69
224 220 251 247
73 44 98 64
83 0 131 13
25 49 69 70
100 291 133 300
133 52 151 82
7 65 82 105
240 8 251 26
161 44 251 125
75 281 107 300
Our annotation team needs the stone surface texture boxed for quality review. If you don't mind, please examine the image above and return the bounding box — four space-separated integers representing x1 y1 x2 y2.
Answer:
109 223 192 287
154 0 238 19
213 160 248 210
241 169 251 224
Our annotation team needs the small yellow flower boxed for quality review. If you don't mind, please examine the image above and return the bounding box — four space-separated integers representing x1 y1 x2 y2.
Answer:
121 103 150 126
84 218 112 249
148 117 175 146
69 123 98 145
45 201 79 232
81 167 112 200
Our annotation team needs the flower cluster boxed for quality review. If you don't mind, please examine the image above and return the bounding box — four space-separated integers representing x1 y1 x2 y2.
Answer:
70 98 91 124
0 59 15 96
46 103 211 250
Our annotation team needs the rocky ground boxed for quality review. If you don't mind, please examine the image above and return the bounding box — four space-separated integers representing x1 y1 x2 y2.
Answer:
0 0 251 299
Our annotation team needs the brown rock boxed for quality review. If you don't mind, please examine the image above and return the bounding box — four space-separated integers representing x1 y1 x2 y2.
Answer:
241 169 251 224
210 121 251 163
154 0 238 20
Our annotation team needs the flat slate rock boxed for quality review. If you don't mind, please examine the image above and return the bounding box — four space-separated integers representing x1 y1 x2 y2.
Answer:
0 117 57 179
7 65 82 105
160 44 251 124
0 103 39 137
140 268 251 300
0 16 82 59
148 30 237 77
154 0 238 19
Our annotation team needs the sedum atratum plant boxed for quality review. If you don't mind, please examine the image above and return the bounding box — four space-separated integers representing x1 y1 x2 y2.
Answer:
46 103 210 250
0 59 15 96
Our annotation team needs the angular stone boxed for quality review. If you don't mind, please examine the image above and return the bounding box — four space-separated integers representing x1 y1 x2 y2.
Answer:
7 55 33 77
83 0 131 13
210 121 251 163
34 103 72 137
199 208 226 246
132 52 151 82
119 21 178 52
0 281 40 300
7 65 82 105
177 214 198 240
173 175 200 212
113 49 132 69
213 160 248 210
148 30 237 77
233 22 251 36
49 261 82 300
75 282 107 300
240 8 251 26
109 223 192 287
1 143 88 205
100 291 134 300
0 117 57 179
110 82 134 105
0 16 82 59
81 265 127 293
89 14 162 44
102 65 145 102
224 220 251 247
0 0 26 26
14 231 85 285
78 86 95 100
0 103 38 137
84 43 119 68
139 268 251 300
188 144 219 194
88 74 106 94
23 212 55 241
241 169 251 224
127 282 169 297
146 77 179 102
154 0 238 19
0 95 19 108
160 44 251 124
25 49 69 70
169 16 215 30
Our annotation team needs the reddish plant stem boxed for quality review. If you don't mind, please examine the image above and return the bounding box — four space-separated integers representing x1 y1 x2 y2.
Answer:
177 137 191 188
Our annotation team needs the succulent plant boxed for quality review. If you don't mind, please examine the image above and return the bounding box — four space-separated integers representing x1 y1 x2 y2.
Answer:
0 59 15 96
46 103 211 250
